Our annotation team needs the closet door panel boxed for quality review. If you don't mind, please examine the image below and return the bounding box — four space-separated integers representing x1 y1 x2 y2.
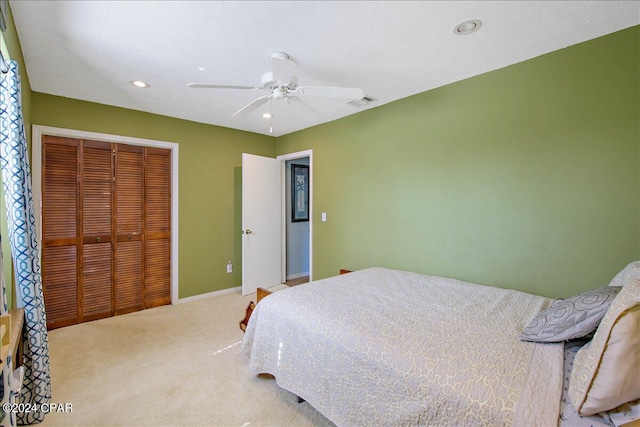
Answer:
81 141 113 320
115 145 144 313
42 136 79 329
145 148 171 307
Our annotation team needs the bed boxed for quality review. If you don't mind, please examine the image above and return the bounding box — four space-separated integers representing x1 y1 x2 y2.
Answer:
242 264 640 426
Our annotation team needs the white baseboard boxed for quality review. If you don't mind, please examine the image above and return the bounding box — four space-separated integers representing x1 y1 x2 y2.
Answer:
286 271 309 280
178 286 242 304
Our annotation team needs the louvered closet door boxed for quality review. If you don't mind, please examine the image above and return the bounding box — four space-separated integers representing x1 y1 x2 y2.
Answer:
145 148 171 308
42 136 80 329
115 144 144 314
42 135 171 329
81 140 113 321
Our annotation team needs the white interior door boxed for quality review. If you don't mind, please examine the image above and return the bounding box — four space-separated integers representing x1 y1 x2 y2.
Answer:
242 153 283 296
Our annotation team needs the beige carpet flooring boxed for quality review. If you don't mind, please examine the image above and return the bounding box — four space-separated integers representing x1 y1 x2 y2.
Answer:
40 290 334 427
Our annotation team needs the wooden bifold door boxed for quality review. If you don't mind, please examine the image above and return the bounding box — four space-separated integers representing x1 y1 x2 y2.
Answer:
41 135 171 330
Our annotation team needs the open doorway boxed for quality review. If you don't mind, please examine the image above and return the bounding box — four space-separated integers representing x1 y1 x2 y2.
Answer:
285 158 310 285
278 150 312 286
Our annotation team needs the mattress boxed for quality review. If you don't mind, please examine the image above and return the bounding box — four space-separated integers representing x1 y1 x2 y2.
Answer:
243 267 565 426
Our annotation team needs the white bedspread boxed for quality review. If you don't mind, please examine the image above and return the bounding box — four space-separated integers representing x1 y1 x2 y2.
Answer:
242 267 564 426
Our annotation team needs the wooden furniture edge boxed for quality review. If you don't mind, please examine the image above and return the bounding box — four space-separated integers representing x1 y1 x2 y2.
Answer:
239 301 255 332
0 308 25 369
239 287 275 332
257 287 272 303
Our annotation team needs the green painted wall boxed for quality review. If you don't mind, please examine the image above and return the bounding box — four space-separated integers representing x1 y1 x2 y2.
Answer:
277 26 640 299
1 2 33 307
32 94 275 298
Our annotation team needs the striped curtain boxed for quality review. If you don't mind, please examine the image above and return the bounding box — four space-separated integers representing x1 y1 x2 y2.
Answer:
0 60 51 425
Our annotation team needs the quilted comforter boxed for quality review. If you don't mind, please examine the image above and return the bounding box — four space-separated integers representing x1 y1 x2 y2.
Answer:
242 267 564 426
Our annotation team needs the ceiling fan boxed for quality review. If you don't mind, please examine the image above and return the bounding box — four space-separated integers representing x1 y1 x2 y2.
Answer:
188 52 366 133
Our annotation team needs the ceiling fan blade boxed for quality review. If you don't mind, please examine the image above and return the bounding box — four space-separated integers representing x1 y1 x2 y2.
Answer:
271 52 296 84
298 86 365 100
231 95 270 118
188 83 261 90
288 96 321 118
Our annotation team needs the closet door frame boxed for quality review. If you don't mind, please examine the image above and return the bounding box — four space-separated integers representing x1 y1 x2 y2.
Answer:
32 125 179 305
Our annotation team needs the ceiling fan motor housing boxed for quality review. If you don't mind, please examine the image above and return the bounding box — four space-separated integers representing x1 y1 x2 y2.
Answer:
273 87 287 99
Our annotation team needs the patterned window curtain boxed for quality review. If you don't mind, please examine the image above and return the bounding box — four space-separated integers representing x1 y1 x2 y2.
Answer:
0 60 51 425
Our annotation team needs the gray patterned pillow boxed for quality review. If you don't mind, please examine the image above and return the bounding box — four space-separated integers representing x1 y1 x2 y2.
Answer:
520 286 622 343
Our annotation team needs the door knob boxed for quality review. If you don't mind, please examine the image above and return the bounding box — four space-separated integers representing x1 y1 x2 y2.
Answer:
244 229 252 235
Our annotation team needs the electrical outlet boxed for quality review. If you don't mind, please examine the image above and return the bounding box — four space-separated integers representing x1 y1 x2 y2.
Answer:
226 261 233 273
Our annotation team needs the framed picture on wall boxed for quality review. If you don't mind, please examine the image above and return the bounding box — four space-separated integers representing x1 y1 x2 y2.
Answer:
291 164 309 222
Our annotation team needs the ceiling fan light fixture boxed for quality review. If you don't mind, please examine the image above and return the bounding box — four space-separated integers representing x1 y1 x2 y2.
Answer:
130 80 150 88
454 19 482 35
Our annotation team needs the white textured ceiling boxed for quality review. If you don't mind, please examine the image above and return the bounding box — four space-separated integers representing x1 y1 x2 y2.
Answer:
9 1 640 137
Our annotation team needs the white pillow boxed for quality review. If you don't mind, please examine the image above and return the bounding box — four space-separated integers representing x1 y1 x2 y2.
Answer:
608 261 640 287
569 270 640 415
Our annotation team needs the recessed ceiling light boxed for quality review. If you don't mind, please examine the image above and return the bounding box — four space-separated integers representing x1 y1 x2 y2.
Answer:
454 19 482 35
130 80 150 88
262 113 272 119
197 67 206 72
